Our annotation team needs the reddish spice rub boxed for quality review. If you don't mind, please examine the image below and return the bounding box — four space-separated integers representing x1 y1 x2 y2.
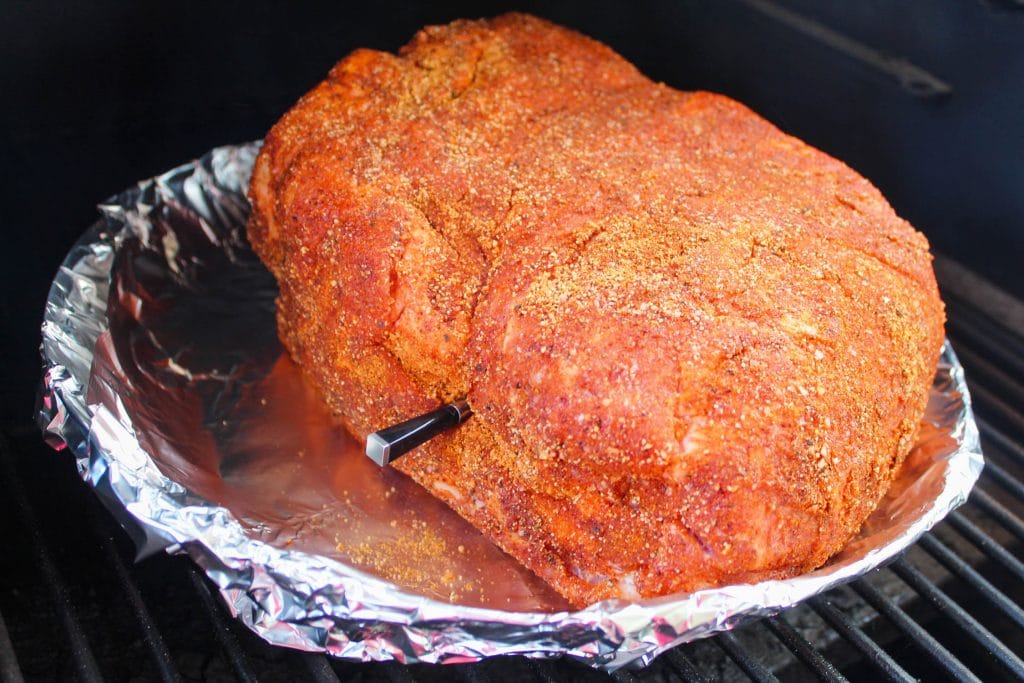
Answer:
247 13 945 607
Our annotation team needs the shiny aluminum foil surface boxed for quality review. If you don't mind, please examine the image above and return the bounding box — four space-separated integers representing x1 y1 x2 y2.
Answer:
38 143 984 671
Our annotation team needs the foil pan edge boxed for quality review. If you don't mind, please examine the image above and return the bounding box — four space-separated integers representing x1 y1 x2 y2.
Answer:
37 143 985 672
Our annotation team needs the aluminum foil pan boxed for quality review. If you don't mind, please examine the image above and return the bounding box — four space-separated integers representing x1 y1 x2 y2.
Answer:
38 143 984 671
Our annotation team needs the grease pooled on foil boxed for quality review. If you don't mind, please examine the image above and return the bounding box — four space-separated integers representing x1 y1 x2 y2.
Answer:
38 143 984 671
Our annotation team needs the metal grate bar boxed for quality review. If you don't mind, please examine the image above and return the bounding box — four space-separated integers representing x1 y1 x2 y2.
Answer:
969 488 1024 543
0 609 25 683
734 0 953 99
968 381 1024 436
186 565 259 683
301 653 341 682
851 578 980 683
0 434 103 683
764 616 847 682
943 297 1024 379
89 515 182 683
808 596 915 683
950 343 1024 402
980 460 1024 501
942 281 1024 346
889 558 1024 679
917 534 1024 630
979 417 1024 465
942 327 1024 382
946 511 1024 580
948 339 1024 406
663 648 710 682
715 631 780 683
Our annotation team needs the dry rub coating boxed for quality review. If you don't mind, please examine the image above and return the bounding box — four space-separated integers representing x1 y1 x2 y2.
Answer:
248 14 945 607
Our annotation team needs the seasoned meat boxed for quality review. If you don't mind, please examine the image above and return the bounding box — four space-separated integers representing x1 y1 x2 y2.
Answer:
247 13 945 607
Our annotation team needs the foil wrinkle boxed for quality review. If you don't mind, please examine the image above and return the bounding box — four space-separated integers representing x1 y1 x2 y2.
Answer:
37 143 984 671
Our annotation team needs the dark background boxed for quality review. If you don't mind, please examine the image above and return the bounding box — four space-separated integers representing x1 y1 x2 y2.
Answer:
3 0 1023 420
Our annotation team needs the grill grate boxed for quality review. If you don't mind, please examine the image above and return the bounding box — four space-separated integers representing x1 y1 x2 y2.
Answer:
807 595 914 682
2 256 1022 682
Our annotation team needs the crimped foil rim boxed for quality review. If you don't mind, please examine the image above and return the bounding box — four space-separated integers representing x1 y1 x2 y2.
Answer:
38 143 984 671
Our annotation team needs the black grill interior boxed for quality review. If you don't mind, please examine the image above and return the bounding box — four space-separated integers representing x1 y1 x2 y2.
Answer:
3 1 1024 681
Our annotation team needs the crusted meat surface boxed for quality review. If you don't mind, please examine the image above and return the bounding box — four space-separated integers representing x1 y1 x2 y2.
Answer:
247 13 945 607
